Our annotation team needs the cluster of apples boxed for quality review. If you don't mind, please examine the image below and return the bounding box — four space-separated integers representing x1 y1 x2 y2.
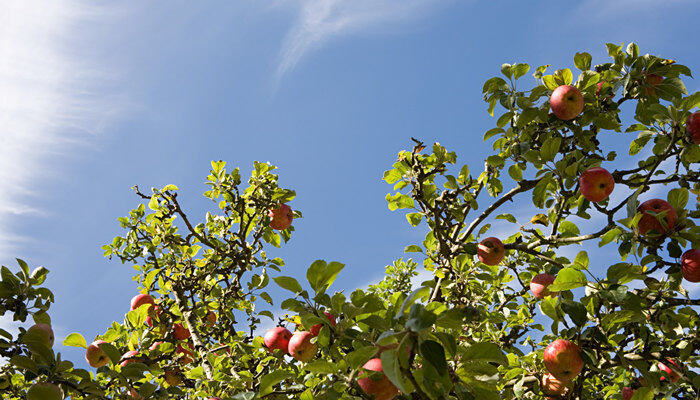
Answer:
262 312 336 362
540 339 583 397
23 324 65 400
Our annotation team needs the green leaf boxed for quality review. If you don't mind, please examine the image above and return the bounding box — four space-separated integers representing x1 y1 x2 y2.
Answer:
560 300 588 327
305 360 340 374
540 137 561 162
573 251 589 270
495 213 516 223
630 387 654 400
463 342 507 365
540 297 558 322
273 276 303 294
629 131 654 155
97 342 121 365
405 304 437 332
404 245 422 253
406 213 423 226
396 286 431 319
419 340 447 375
548 268 587 291
574 52 592 71
513 63 530 80
542 75 558 90
508 164 522 181
259 370 294 396
667 188 689 211
10 355 38 373
347 346 378 369
63 333 87 349
554 69 573 85
380 349 410 393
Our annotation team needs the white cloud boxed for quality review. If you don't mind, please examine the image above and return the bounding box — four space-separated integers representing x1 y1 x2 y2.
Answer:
0 1 114 258
273 0 449 86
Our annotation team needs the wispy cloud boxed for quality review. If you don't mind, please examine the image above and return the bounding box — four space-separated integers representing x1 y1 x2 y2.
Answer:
0 1 114 258
273 0 449 86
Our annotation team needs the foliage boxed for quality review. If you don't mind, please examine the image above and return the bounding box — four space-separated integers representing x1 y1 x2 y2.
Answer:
1 42 698 400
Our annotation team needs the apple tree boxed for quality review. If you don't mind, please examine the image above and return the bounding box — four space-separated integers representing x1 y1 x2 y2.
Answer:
1 42 698 400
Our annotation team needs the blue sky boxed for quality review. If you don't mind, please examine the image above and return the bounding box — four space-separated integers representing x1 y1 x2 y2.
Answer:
1 0 698 368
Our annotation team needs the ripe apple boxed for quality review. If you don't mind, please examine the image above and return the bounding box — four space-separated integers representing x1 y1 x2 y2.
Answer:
622 387 635 400
176 343 195 364
204 311 217 327
119 350 141 367
579 167 615 202
130 294 155 311
164 368 183 386
173 323 191 340
681 249 700 282
268 204 293 230
145 305 162 327
26 323 55 347
637 199 677 236
542 373 568 396
550 85 584 120
687 111 700 144
27 382 63 400
85 340 110 368
310 312 337 337
477 237 505 265
543 339 584 381
658 359 680 383
530 273 557 299
357 358 399 400
288 331 317 362
263 326 292 353
643 72 663 96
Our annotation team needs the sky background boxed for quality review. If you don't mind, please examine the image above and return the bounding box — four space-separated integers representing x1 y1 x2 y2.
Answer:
1 0 699 369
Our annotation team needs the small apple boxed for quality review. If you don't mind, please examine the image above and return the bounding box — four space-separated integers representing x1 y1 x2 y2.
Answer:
622 387 636 400
288 331 317 362
543 339 584 381
477 237 505 265
357 358 399 400
176 343 195 364
268 204 293 230
26 323 55 347
637 199 677 236
550 85 584 120
310 312 336 337
542 373 568 396
643 72 663 96
27 382 63 400
85 340 110 368
119 350 141 367
530 273 557 299
680 249 700 282
658 359 680 383
263 326 292 353
204 311 217 327
173 323 191 340
687 111 700 144
164 368 183 386
579 167 615 202
130 294 155 311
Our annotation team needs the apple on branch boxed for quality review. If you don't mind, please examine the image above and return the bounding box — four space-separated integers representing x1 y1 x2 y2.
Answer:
26 323 55 347
310 312 336 337
173 323 191 340
687 111 700 144
622 387 636 400
542 373 569 396
85 340 110 368
680 249 699 282
477 237 505 266
27 382 63 400
550 85 584 120
268 203 293 230
263 326 292 354
643 71 663 96
530 273 557 299
119 350 141 367
130 293 155 311
543 339 584 381
288 331 317 362
579 167 615 203
636 199 677 237
658 359 680 383
357 358 399 400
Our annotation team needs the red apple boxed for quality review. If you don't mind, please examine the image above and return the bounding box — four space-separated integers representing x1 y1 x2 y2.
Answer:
164 368 182 386
543 339 584 381
530 273 557 299
622 387 635 400
644 72 663 96
26 323 54 347
268 204 293 230
542 373 568 396
310 312 337 337
357 358 399 400
148 341 164 352
637 199 677 236
680 249 700 282
146 305 162 327
173 323 191 340
288 331 317 362
263 326 292 353
176 343 195 365
130 294 155 311
204 311 217 327
27 382 63 400
550 85 584 120
687 111 700 144
579 167 615 202
119 350 141 367
477 237 505 265
658 359 680 383
86 340 110 368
